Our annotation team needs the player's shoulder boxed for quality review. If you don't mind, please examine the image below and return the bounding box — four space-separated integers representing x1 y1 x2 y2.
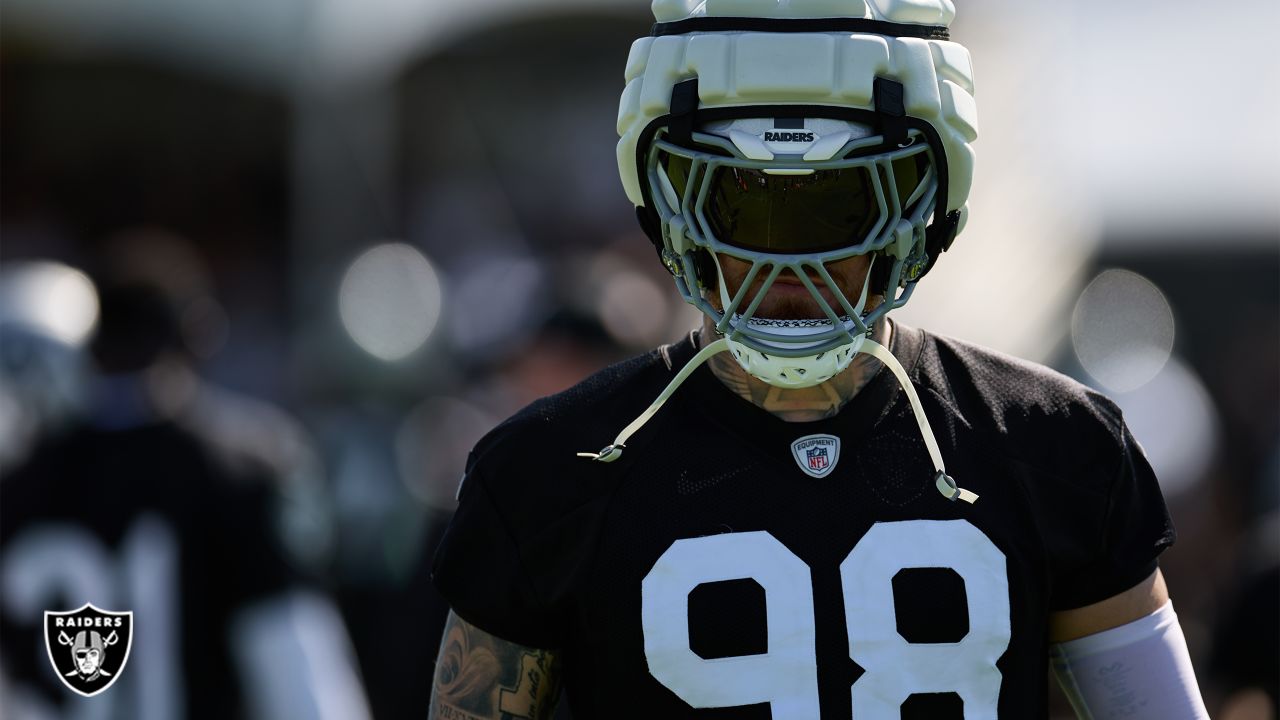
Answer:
0 421 204 538
910 325 1126 463
463 336 689 490
177 383 322 490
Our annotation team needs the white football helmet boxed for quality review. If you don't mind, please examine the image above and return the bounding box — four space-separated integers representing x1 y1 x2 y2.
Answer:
616 0 978 387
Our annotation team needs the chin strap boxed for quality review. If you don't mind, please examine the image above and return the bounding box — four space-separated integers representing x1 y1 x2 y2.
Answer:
858 339 978 504
577 338 730 463
578 334 978 504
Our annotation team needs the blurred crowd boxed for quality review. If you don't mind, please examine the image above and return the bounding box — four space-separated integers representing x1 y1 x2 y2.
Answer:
1 1 1277 719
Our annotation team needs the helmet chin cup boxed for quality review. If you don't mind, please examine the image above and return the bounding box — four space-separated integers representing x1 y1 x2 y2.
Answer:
726 330 866 389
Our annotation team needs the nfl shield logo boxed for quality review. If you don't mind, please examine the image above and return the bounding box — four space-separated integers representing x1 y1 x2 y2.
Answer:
807 446 829 471
790 434 840 478
44 603 133 697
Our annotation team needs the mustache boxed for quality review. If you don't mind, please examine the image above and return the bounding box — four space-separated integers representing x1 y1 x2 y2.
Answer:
719 272 883 320
726 277 846 316
756 294 833 320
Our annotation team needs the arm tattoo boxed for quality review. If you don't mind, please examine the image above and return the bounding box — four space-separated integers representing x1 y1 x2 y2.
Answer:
430 611 562 720
701 315 891 423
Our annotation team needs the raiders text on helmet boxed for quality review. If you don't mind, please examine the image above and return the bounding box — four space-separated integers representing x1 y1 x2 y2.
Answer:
762 131 816 142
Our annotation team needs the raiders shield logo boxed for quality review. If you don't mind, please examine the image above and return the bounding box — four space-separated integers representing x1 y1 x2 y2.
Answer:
790 433 841 478
44 604 133 697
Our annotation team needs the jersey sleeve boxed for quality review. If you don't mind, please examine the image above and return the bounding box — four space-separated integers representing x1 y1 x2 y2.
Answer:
431 445 563 650
1048 416 1176 610
431 348 674 650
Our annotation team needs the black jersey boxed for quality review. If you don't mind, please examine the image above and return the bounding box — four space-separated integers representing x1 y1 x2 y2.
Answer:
432 321 1174 719
0 410 309 719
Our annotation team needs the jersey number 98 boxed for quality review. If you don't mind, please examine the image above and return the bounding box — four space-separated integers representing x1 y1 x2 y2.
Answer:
641 519 1010 719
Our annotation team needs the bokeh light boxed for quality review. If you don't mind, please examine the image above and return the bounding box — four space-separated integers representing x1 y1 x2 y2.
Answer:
0 261 99 346
395 396 498 508
444 253 548 360
1071 269 1176 393
1111 354 1220 497
338 243 442 361
599 269 670 349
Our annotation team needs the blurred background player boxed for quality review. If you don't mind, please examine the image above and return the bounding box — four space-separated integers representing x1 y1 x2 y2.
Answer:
0 230 372 720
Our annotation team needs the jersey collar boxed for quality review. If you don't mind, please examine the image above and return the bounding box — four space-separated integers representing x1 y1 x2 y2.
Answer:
672 318 925 465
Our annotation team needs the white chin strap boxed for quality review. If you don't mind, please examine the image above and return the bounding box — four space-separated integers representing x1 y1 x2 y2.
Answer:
578 336 979 504
715 256 873 390
578 251 977 503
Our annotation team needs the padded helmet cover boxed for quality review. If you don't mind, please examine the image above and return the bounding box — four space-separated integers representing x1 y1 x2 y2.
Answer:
616 0 977 226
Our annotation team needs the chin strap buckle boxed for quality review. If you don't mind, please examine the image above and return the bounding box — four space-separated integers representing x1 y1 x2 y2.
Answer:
577 444 625 463
935 471 979 504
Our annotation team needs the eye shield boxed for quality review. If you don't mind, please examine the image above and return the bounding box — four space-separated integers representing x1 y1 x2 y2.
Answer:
651 126 935 259
658 141 930 255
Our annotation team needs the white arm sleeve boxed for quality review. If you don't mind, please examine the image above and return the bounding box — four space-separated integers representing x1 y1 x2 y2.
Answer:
1050 600 1209 720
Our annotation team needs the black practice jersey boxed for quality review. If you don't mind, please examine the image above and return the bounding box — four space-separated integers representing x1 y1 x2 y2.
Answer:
433 321 1175 719
0 415 306 719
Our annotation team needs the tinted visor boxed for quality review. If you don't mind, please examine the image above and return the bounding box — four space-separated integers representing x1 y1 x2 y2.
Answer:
659 149 695 207
659 147 928 255
707 166 878 254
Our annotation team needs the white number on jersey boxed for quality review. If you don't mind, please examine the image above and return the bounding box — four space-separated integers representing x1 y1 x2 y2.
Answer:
641 519 1011 719
642 531 821 717
842 520 1010 719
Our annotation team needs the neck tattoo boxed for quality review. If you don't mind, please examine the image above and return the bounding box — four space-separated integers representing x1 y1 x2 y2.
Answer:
699 315 892 423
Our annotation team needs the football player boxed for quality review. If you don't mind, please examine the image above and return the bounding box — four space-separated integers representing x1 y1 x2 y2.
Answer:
430 1 1210 718
0 232 371 720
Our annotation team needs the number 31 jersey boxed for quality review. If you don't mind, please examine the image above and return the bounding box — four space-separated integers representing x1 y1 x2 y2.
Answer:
432 321 1175 719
